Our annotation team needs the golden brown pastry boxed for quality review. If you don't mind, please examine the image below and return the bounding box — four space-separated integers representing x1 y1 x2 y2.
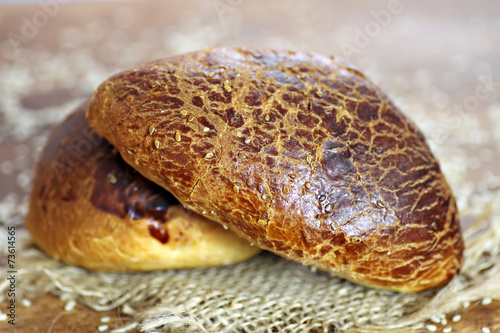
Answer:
26 104 260 271
87 47 464 291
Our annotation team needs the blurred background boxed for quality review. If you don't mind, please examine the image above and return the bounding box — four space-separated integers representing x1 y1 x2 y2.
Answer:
0 0 499 331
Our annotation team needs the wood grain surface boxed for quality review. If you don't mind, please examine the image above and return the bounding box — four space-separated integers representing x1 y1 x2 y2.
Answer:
0 0 499 332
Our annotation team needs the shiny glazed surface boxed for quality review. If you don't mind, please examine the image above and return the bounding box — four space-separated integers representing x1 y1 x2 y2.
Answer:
87 47 464 291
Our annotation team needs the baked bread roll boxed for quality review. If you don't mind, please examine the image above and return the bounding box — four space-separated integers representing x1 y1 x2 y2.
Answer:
87 47 464 292
26 104 260 271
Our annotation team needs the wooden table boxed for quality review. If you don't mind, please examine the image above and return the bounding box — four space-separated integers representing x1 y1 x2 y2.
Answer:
0 0 499 332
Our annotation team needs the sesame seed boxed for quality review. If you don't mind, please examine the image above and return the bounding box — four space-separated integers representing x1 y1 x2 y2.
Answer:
188 115 195 122
245 138 251 144
22 299 31 307
64 300 76 312
208 72 215 78
463 301 470 308
175 131 181 142
149 126 155 135
258 184 265 192
264 114 270 121
481 297 492 305
236 131 243 137
154 139 161 149
443 328 452 333
376 200 385 208
441 318 447 325
232 185 239 192
246 179 254 187
100 316 110 323
180 110 188 116
223 80 231 92
482 327 490 333
203 127 210 132
126 95 134 102
431 221 439 230
305 182 312 189
134 158 140 165
430 316 441 323
318 194 326 202
0 314 7 321
452 315 461 322
205 152 214 159
98 325 109 332
107 173 117 184
425 324 437 332
325 203 333 212
262 194 270 200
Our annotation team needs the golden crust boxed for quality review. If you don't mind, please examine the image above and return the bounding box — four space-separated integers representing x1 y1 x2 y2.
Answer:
87 47 464 291
26 105 260 271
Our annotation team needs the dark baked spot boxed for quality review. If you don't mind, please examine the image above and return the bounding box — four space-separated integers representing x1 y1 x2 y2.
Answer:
282 93 305 105
297 111 320 129
264 156 276 168
192 96 204 107
153 95 184 109
168 86 181 95
356 101 380 122
274 103 288 117
245 88 267 106
198 117 215 130
264 146 278 156
208 90 232 103
225 107 245 128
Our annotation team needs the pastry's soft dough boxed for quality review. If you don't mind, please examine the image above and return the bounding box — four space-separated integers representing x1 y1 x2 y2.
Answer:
26 105 260 271
87 47 464 291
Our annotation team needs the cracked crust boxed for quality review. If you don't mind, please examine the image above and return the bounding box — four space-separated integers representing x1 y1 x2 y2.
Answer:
87 47 464 291
26 104 260 271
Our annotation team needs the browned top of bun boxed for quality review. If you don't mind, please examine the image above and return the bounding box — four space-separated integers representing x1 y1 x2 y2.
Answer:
87 47 464 291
